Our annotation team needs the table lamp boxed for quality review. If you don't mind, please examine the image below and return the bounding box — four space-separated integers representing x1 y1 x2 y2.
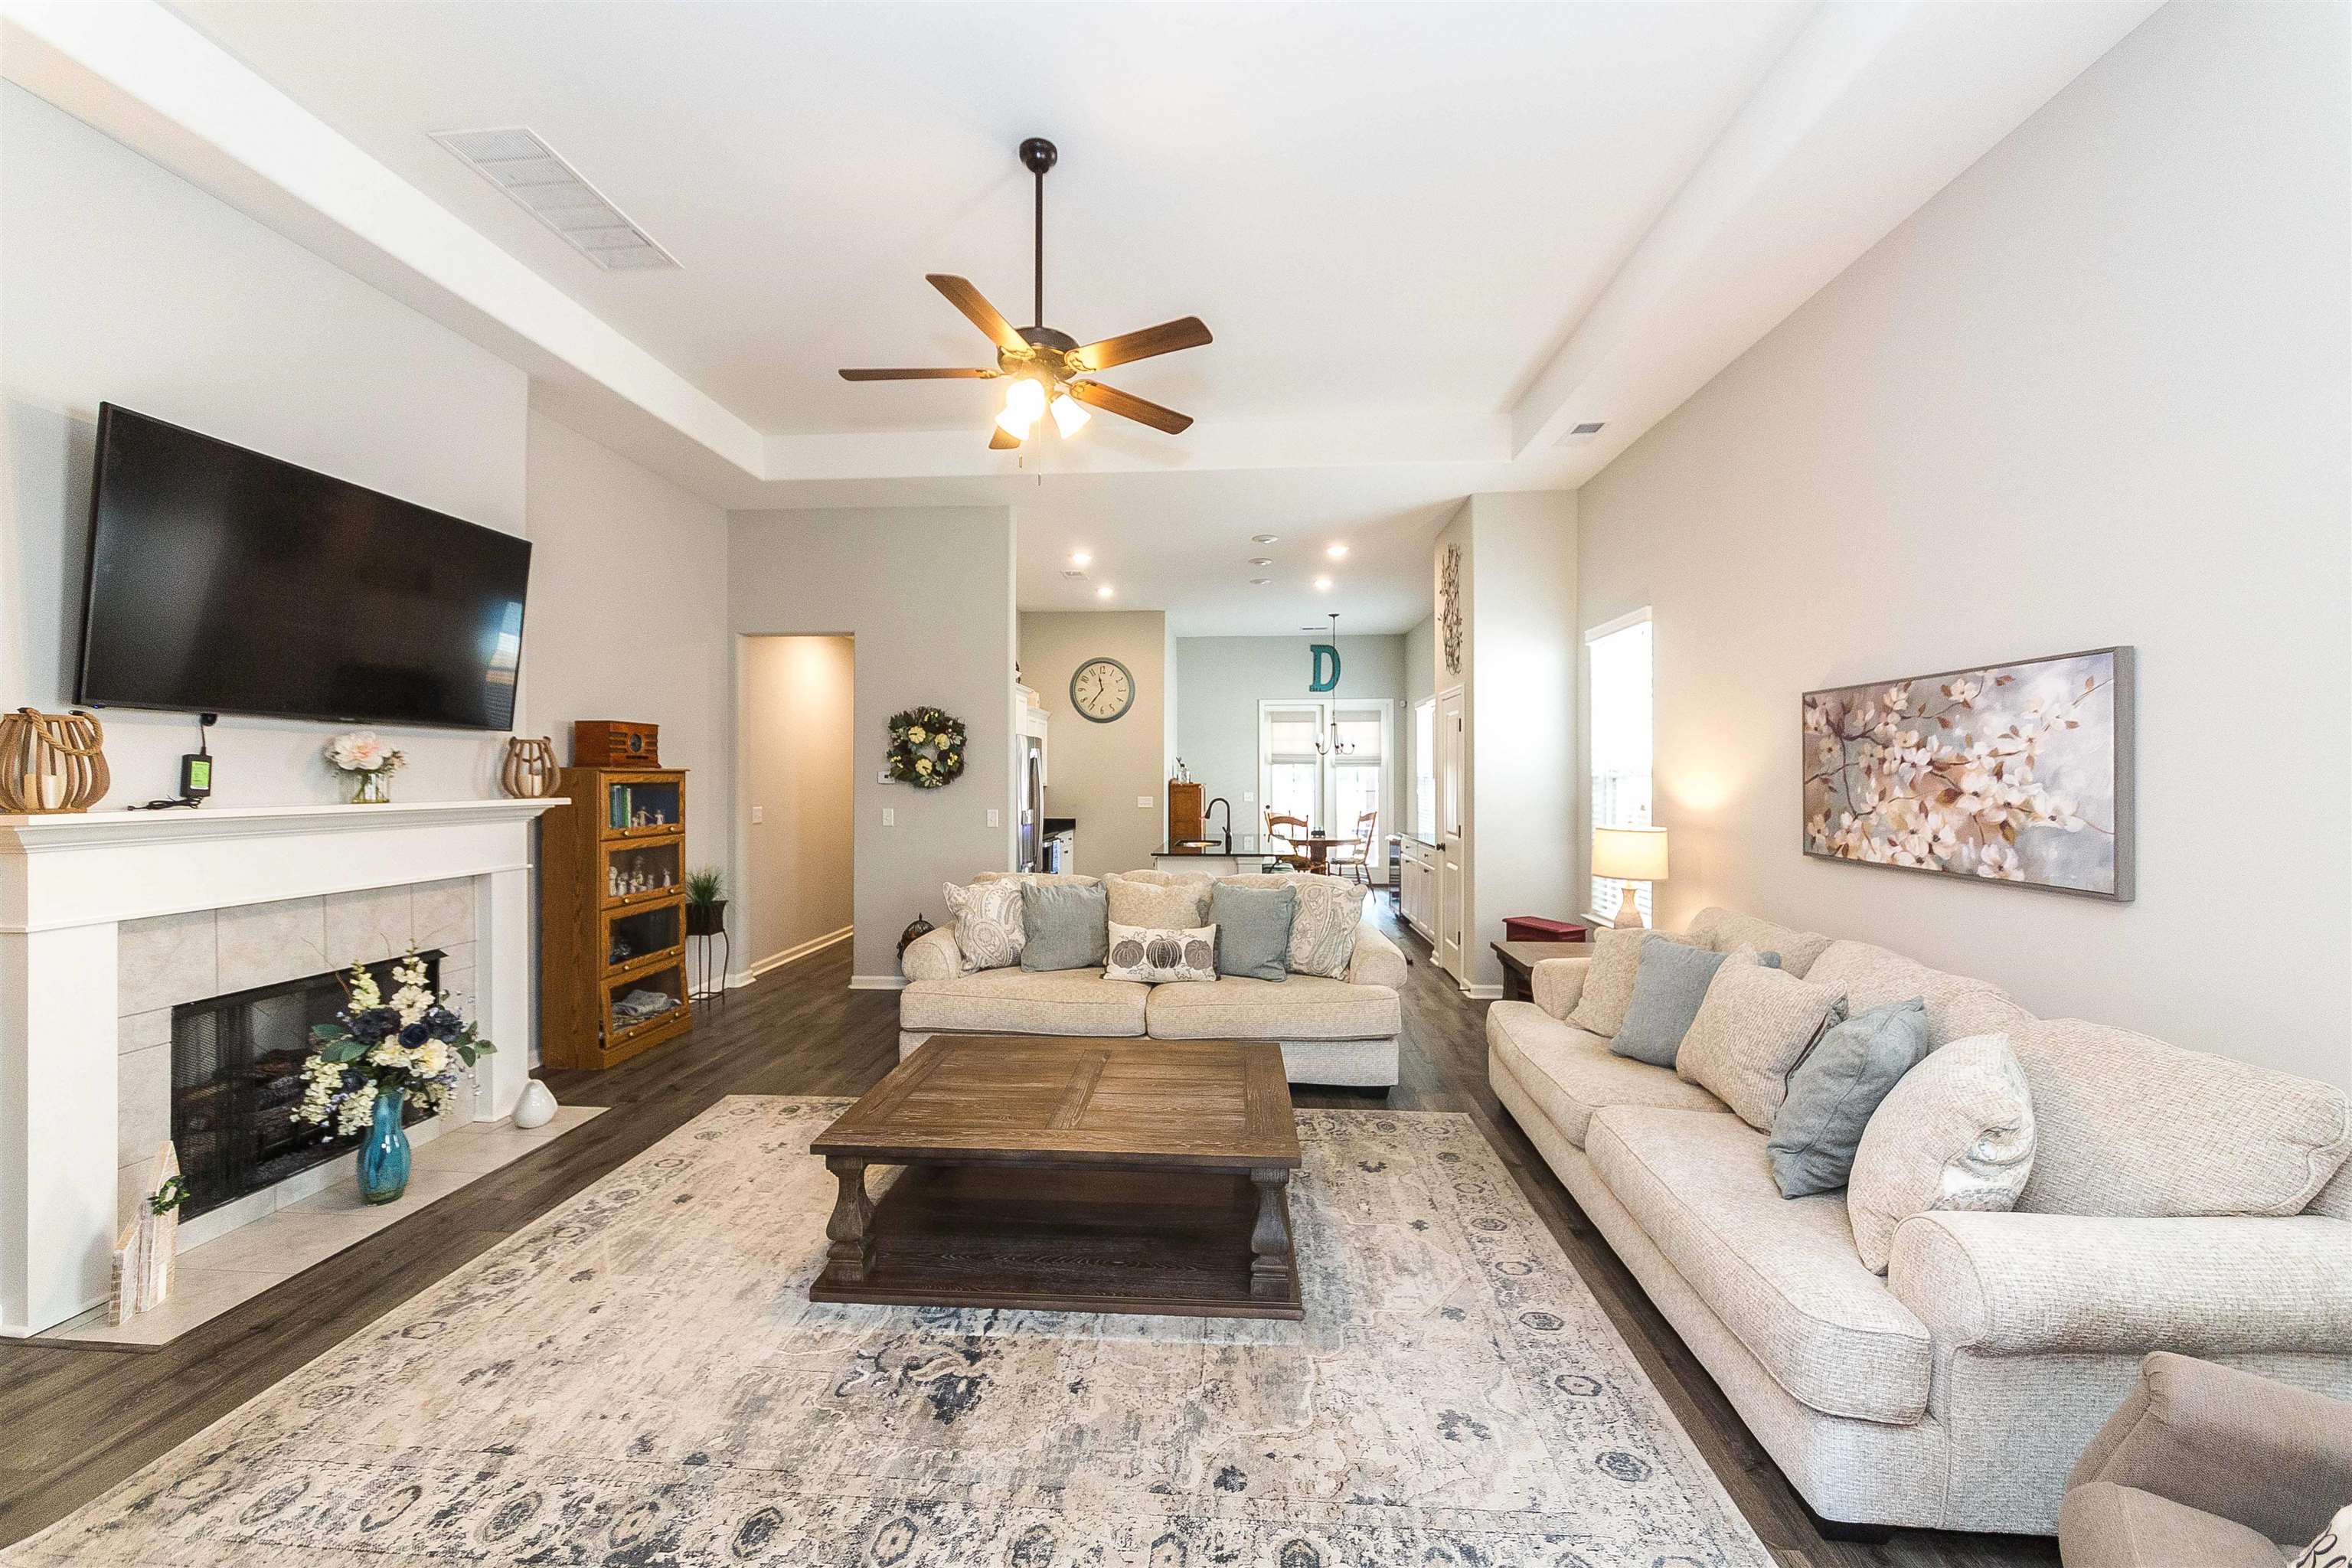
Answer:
1592 825 1669 929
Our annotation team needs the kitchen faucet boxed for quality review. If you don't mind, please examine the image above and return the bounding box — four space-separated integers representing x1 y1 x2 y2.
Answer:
1204 796 1233 853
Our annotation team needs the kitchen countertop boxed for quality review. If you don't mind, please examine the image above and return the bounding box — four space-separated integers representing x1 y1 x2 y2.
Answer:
1154 833 1283 857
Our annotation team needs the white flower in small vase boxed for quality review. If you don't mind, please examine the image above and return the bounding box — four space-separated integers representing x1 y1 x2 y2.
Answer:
326 730 406 804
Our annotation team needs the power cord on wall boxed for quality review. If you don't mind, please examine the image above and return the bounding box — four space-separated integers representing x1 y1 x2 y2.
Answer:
130 712 216 809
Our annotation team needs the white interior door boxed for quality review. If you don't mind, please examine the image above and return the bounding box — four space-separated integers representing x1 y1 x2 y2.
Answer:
1436 687 1465 979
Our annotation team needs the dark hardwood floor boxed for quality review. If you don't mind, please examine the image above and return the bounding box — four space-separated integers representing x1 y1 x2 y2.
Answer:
0 899 2059 1568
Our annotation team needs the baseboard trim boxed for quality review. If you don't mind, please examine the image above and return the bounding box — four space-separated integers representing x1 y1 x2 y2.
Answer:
744 926 852 981
1463 983 1502 1001
848 974 907 991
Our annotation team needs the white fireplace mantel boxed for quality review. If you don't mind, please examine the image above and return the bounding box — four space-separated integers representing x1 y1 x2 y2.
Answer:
0 796 565 1335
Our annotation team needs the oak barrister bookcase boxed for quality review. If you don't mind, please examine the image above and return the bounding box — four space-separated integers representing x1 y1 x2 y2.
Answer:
539 767 694 1069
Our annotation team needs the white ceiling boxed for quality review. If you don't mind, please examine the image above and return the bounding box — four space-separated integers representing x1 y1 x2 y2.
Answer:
170 2 1805 434
10 2 2159 633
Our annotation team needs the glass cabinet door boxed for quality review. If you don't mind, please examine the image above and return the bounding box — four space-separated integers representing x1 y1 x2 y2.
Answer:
604 840 681 904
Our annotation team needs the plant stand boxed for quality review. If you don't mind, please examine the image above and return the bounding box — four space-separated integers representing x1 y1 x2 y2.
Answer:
688 928 730 1003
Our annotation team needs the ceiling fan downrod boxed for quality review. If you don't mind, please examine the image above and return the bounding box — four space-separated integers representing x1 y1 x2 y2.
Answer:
1020 137 1057 328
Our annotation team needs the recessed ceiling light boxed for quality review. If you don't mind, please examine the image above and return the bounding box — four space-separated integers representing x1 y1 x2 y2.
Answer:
1314 576 1334 591
1252 534 1279 544
1070 550 1092 567
1248 557 1272 567
1096 585 1115 599
1325 544 1348 559
1250 577 1271 586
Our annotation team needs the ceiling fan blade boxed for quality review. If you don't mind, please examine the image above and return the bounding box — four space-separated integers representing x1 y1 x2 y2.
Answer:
926 274 1030 355
1067 379 1193 435
1071 316 1213 373
838 368 998 381
989 425 1024 450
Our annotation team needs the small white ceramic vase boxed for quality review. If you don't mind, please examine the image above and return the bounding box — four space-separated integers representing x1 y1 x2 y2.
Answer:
512 1080 557 1130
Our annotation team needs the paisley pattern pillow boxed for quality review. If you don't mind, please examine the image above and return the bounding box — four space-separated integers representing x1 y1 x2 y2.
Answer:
1104 921 1219 984
942 880 1025 974
1215 874 1364 978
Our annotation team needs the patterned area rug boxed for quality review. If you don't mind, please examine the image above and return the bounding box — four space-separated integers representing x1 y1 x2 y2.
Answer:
8 1099 1769 1568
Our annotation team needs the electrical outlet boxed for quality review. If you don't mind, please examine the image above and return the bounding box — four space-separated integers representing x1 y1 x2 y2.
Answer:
986 808 1001 828
881 807 895 828
1138 795 1153 808
750 805 765 825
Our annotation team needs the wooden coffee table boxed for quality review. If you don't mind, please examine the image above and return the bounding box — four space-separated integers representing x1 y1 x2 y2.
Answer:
808 1035 1304 1319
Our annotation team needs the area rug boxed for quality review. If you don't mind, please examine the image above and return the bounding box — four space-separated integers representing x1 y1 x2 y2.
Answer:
6 1099 1771 1568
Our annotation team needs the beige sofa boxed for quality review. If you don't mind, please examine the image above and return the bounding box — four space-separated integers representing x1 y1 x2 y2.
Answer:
2058 1353 2352 1567
1486 907 2352 1537
900 871 1407 1087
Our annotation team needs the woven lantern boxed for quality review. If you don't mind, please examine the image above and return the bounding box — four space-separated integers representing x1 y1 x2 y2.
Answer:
0 707 109 813
501 736 561 799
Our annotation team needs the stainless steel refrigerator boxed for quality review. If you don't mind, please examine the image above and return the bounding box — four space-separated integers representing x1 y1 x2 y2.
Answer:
1018 733 1045 871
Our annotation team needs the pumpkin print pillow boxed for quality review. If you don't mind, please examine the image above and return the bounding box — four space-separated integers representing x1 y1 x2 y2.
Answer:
1105 921 1219 984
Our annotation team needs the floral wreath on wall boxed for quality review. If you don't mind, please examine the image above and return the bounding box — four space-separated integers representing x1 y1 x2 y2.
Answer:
887 707 966 789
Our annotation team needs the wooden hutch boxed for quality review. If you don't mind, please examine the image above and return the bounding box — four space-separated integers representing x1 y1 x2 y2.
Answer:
539 767 694 1069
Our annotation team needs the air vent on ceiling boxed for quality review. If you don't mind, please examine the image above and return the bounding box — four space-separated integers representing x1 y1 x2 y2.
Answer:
1060 569 1089 580
430 126 677 272
1556 420 1607 446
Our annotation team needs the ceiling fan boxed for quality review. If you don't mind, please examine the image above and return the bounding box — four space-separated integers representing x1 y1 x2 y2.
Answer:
838 138 1212 449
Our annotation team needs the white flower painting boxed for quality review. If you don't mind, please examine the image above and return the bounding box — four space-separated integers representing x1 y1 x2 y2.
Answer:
1803 648 2133 900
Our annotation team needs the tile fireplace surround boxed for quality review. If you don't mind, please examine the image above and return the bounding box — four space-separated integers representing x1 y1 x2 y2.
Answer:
0 798 564 1337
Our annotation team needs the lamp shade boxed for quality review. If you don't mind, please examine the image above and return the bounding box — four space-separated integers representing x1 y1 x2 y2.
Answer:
1592 825 1669 882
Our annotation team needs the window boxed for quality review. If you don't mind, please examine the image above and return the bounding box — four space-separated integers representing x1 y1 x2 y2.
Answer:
1587 612 1654 920
1413 697 1436 841
1259 700 1392 856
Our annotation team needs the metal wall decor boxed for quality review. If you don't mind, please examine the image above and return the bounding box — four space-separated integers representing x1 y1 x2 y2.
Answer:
1439 545 1464 677
0 707 109 812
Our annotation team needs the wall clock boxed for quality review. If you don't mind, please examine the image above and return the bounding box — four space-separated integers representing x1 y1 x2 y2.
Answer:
1070 657 1135 723
1440 544 1464 676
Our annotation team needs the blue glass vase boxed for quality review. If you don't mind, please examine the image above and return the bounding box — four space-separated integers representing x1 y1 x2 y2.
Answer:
358 1086 410 1204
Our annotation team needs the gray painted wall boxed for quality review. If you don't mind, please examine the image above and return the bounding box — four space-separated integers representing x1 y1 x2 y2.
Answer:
731 508 1018 982
1174 635 1408 854
1019 610 1171 876
1576 1 2350 1089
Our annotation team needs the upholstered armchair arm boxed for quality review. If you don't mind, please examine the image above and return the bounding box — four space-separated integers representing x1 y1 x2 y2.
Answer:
1348 924 1407 990
2065 1352 2352 1549
1530 956 1592 1021
1887 1210 2352 1358
900 926 962 983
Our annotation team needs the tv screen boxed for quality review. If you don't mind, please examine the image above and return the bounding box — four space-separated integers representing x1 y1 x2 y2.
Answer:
76 405 531 730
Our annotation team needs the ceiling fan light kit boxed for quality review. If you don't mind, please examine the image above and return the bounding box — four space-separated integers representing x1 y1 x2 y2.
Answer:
839 138 1212 448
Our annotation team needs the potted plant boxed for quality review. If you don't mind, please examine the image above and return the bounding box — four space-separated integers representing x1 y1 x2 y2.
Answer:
684 867 728 936
292 953 495 1204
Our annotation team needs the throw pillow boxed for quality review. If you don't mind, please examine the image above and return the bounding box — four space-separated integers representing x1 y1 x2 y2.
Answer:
1566 926 1703 1037
1612 937 1782 1067
1105 872 1214 930
1214 873 1364 978
1210 884 1296 982
1847 1033 2037 1273
2292 1506 2350 1568
942 879 1024 973
1767 997 1930 1197
1019 880 1109 972
1674 954 1849 1130
1105 921 1219 984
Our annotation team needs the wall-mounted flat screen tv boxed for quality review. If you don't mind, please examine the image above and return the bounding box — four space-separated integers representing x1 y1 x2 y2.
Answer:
76 405 531 730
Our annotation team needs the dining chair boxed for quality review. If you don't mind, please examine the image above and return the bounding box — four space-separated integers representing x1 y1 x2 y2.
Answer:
1327 810 1379 884
1264 812 1313 871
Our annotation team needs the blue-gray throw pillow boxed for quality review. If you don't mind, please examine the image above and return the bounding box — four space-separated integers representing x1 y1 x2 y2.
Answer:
1767 997 1931 1197
1609 937 1780 1067
1210 883 1296 982
1019 880 1109 972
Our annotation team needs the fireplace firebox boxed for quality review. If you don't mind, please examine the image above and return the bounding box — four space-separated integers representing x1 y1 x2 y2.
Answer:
169 952 443 1218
